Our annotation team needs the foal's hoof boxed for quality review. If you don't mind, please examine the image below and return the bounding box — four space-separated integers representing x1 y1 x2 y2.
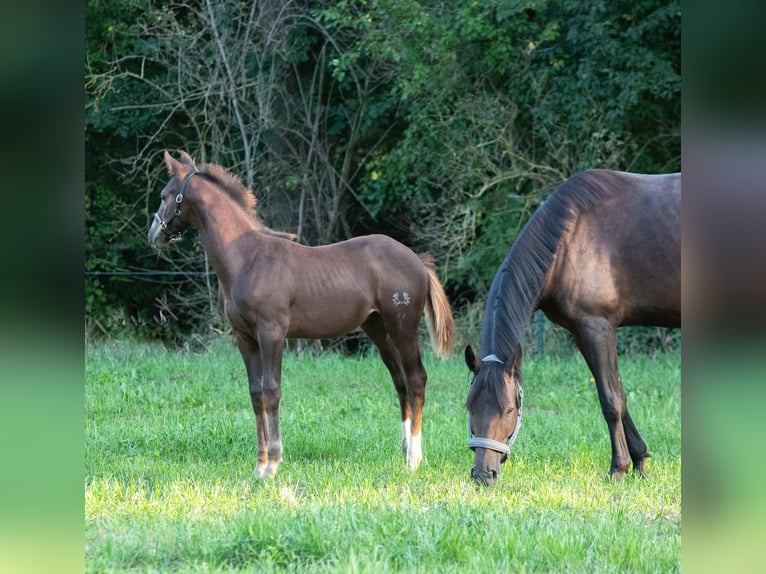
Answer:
252 461 279 480
405 434 422 471
406 455 422 472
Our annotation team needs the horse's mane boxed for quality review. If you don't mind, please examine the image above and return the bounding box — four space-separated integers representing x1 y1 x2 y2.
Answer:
480 170 622 362
199 162 259 221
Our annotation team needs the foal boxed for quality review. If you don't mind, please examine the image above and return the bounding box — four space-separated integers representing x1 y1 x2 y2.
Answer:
149 151 455 478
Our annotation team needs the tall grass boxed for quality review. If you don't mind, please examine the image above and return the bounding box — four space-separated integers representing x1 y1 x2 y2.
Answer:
86 338 680 572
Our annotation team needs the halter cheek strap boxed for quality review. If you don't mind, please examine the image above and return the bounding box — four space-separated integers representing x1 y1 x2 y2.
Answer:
467 356 524 461
154 170 198 238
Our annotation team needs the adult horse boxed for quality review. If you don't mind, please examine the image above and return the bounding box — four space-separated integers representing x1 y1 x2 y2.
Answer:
148 151 454 478
465 169 680 485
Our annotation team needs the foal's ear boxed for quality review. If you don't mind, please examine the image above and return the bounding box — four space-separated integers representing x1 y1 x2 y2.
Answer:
163 150 182 175
464 345 479 374
178 150 198 169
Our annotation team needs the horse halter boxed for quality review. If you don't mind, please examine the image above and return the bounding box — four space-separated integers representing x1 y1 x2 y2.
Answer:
153 170 198 241
467 354 524 463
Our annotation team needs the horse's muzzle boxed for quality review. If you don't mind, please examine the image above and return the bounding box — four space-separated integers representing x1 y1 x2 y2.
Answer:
471 465 499 486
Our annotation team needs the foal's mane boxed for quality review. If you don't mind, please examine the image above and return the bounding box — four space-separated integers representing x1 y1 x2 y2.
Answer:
469 171 622 407
199 163 259 221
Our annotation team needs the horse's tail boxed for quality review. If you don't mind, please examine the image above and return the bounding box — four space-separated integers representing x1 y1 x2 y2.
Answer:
419 254 455 359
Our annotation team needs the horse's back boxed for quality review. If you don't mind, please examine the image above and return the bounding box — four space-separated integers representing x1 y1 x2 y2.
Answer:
260 233 429 338
546 170 681 328
333 233 430 300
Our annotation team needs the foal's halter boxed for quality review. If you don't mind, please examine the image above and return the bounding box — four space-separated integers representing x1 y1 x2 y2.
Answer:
153 170 198 241
467 355 524 462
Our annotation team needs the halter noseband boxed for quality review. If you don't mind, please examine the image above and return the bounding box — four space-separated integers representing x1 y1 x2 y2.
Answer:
153 170 198 241
467 354 524 462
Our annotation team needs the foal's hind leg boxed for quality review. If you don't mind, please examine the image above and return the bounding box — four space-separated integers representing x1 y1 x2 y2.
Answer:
395 337 428 471
362 315 422 469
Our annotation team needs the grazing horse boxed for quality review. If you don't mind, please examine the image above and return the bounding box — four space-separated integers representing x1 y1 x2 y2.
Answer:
148 150 455 478
465 169 680 485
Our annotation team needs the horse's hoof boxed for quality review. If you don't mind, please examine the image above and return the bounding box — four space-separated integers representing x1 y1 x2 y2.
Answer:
633 455 651 477
609 467 628 481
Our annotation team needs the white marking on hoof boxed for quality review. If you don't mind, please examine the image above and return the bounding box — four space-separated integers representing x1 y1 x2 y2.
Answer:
401 419 412 454
261 461 280 479
253 462 268 479
407 432 422 471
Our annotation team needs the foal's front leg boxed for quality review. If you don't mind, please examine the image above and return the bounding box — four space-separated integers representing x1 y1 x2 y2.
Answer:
235 334 269 477
256 324 286 479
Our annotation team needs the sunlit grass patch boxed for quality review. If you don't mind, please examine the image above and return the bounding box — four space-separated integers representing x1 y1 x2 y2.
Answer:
86 339 680 572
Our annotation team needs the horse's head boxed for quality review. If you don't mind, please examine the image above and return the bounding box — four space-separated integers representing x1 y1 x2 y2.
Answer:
464 344 523 486
148 150 199 249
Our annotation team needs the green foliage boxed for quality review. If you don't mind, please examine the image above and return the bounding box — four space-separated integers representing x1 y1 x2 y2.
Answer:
86 341 680 571
349 0 680 293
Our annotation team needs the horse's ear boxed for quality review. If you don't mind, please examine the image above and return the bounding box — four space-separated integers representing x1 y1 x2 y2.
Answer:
179 150 198 169
505 343 523 381
464 345 479 374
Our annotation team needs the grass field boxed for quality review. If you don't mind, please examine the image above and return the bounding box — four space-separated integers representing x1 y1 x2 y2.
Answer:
85 338 680 573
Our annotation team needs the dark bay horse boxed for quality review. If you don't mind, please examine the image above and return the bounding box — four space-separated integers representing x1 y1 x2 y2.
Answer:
465 169 680 485
148 151 455 478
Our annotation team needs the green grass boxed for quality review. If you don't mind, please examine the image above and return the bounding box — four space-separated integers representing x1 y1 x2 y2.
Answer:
86 338 680 573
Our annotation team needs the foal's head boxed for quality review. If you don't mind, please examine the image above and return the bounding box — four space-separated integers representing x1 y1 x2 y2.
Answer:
148 150 199 249
149 150 298 250
464 345 523 486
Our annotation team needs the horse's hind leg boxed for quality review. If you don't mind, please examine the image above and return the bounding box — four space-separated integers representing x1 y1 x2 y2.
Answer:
235 333 269 477
361 315 421 469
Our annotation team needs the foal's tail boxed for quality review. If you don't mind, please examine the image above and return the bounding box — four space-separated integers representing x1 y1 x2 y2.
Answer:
420 254 455 359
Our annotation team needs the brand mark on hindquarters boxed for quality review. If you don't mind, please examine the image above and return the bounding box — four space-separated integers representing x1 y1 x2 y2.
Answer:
392 291 411 306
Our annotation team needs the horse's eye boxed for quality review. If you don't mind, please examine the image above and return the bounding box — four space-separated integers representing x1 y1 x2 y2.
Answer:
505 407 514 416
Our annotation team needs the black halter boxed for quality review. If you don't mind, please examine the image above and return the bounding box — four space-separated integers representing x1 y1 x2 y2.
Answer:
153 170 198 240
